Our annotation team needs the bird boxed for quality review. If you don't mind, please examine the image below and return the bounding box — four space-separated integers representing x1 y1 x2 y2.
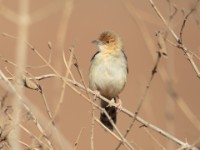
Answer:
89 31 128 130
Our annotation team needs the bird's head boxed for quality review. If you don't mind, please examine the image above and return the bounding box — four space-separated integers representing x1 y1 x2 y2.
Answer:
92 31 123 53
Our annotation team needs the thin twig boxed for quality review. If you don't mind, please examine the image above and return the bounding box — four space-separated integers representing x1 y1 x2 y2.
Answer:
74 127 85 150
40 89 54 121
144 128 166 150
17 140 31 149
0 34 52 69
90 106 95 150
149 0 200 78
95 118 122 141
62 46 75 81
179 1 199 43
102 109 134 149
95 117 132 150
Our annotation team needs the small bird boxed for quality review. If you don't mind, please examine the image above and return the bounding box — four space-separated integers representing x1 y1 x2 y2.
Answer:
89 31 128 130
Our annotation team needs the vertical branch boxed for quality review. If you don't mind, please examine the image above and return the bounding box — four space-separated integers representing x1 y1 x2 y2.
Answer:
90 106 95 150
10 0 30 149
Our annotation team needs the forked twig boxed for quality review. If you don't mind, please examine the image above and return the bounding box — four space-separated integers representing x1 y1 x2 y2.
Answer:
149 0 200 78
179 1 200 43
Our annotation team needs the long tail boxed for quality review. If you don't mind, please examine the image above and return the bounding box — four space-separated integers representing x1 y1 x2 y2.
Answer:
100 100 117 130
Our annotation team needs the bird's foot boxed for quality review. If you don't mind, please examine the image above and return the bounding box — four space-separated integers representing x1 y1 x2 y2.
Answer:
115 97 122 110
107 96 122 110
107 98 115 107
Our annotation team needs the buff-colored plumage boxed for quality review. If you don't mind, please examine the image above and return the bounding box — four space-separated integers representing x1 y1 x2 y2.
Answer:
89 31 128 130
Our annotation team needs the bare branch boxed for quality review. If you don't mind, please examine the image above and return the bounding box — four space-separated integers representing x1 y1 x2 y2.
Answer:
74 127 85 150
149 0 200 78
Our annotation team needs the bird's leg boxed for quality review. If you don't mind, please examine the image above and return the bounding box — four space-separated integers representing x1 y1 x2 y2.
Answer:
115 96 122 110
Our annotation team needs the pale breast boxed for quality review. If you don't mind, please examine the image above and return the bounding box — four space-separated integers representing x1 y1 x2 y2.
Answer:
89 52 127 99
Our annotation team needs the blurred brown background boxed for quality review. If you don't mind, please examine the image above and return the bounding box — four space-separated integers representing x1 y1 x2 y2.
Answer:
1 0 200 149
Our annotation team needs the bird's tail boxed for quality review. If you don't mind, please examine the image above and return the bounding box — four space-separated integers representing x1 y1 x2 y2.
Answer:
100 99 117 130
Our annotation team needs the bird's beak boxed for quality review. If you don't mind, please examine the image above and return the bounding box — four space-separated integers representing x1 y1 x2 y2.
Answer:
91 39 100 44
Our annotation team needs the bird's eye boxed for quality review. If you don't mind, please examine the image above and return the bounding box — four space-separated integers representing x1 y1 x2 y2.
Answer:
106 40 110 43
